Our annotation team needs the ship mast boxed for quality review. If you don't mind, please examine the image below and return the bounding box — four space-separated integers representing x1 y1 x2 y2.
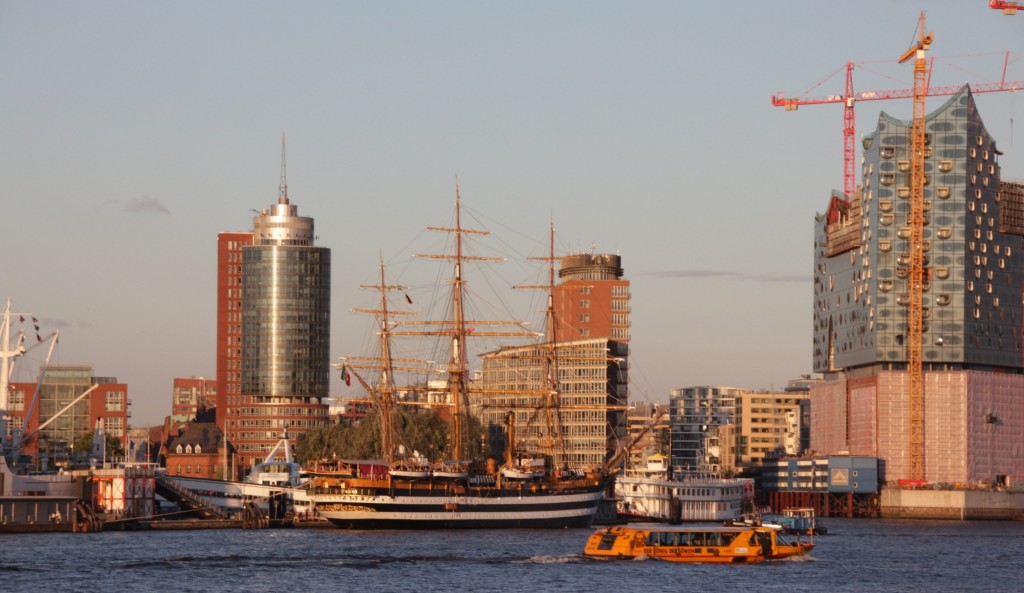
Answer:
538 219 563 455
399 185 538 460
512 218 567 459
449 187 470 460
340 255 423 463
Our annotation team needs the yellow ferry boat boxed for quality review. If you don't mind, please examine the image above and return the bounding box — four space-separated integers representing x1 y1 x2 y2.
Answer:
583 525 814 563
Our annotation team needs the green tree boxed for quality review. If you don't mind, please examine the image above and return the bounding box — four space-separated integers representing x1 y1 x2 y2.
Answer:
105 434 125 459
73 432 94 458
72 432 125 460
296 408 472 464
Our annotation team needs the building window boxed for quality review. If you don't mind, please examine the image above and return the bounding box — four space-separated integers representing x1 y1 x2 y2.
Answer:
105 391 125 411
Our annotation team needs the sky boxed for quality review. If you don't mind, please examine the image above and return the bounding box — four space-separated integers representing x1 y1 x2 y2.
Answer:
2 1 1023 426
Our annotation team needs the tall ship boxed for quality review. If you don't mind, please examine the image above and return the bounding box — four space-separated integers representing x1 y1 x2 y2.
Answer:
307 191 610 529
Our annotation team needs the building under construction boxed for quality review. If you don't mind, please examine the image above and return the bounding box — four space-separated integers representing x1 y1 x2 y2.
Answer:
812 86 1024 487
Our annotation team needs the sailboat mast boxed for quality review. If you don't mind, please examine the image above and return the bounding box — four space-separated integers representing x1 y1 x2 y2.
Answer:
409 187 537 461
543 219 562 456
343 256 424 464
376 256 398 463
449 186 469 461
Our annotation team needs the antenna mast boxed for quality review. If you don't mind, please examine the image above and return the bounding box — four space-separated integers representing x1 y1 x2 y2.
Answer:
278 132 288 204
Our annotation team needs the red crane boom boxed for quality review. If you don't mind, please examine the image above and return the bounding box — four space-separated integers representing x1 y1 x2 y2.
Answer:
990 1 1020 15
772 52 1024 197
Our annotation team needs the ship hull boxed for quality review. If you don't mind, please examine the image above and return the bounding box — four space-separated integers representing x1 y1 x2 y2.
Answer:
311 483 606 529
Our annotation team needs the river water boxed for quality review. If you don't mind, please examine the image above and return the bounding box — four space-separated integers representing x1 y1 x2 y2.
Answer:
2 519 1022 593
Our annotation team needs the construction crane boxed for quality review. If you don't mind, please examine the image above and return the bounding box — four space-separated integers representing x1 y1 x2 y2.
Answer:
771 54 1024 197
898 12 932 482
990 1 1020 15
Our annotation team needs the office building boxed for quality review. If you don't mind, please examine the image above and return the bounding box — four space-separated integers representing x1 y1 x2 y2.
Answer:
479 338 628 470
669 386 808 473
216 231 254 432
8 365 129 466
217 172 331 473
552 253 630 342
172 377 216 421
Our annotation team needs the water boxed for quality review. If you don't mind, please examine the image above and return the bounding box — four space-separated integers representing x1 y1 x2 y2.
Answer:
2 519 1022 593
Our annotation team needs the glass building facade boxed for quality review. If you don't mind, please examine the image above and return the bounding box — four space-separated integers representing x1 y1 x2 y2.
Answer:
226 194 331 467
669 386 738 472
813 87 1024 373
241 246 331 397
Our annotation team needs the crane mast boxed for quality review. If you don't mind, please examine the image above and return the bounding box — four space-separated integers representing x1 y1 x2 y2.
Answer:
898 12 932 482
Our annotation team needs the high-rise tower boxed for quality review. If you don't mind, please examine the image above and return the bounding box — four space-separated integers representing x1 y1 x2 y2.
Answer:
553 252 630 342
216 231 253 433
217 140 331 473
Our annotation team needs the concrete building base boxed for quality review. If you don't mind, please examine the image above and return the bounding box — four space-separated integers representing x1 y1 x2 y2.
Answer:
880 488 1024 520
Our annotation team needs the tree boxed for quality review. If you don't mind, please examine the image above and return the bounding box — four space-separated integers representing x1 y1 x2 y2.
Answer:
71 431 125 461
296 408 470 464
73 432 93 459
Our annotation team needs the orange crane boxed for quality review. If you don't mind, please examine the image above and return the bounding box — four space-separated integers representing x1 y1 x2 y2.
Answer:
898 12 932 482
990 1 1020 14
771 55 1024 197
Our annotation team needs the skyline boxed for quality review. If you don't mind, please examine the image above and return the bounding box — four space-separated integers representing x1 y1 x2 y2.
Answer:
3 2 1023 426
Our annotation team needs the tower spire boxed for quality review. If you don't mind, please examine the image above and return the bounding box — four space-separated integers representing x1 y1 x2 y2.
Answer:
278 132 288 204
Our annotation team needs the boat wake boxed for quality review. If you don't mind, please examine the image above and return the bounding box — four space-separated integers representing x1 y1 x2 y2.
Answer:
779 552 816 563
124 552 556 571
516 554 584 565
122 554 252 569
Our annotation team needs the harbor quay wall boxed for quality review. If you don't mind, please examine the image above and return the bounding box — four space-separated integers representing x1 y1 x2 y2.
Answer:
0 496 79 533
880 489 1024 520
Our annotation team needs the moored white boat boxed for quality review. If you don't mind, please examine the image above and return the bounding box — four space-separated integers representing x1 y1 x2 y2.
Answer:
431 461 469 479
616 454 752 523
